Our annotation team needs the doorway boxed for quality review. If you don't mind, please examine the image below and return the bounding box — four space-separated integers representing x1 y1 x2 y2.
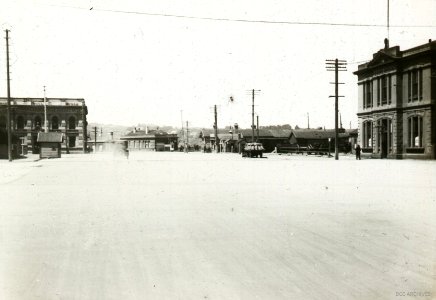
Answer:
378 118 391 159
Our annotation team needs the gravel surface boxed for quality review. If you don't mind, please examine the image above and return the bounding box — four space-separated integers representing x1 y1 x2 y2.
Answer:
1 152 435 299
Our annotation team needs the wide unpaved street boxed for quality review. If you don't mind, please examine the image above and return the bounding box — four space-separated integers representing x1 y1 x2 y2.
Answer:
1 152 435 300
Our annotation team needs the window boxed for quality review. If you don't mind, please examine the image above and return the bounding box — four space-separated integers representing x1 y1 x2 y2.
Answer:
17 116 25 130
34 116 42 130
51 116 59 130
376 78 380 106
363 81 373 108
381 76 388 105
412 71 418 100
362 121 373 148
408 69 423 102
375 75 392 106
68 116 76 130
388 75 392 104
408 116 423 147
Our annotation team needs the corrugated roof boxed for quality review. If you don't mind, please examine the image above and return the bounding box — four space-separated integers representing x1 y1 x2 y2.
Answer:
210 133 235 140
291 129 336 140
202 129 231 136
203 128 293 139
239 129 274 138
37 132 64 143
268 129 293 138
121 129 177 139
291 129 356 139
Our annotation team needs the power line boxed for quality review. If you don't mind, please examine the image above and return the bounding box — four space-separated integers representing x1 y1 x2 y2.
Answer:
48 4 436 28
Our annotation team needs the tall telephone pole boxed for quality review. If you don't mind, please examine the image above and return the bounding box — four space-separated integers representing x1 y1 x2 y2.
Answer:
185 121 189 153
214 105 219 153
256 115 259 142
5 30 12 161
43 86 48 132
180 110 184 147
387 0 390 40
252 90 255 142
326 58 347 160
94 126 97 152
82 102 87 153
248 89 261 143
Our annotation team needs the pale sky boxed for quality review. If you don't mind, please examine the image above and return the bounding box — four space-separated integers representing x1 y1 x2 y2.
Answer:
1 0 435 129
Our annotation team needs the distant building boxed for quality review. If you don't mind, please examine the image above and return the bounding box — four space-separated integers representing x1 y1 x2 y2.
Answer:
201 129 238 152
201 128 293 153
0 97 88 155
121 128 178 151
238 129 292 152
354 39 436 159
277 128 357 154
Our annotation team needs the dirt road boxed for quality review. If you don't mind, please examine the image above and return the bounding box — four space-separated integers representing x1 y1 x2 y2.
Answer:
1 152 435 299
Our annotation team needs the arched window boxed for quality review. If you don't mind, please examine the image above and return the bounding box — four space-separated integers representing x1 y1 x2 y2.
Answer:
408 116 423 147
17 116 25 130
68 116 76 130
51 116 59 130
362 121 373 148
34 116 42 130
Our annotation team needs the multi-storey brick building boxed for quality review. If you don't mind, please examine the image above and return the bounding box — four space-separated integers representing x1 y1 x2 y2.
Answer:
354 39 436 159
0 97 88 155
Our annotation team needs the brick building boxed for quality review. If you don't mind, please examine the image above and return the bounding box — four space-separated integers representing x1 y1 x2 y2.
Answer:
0 97 88 155
354 39 436 159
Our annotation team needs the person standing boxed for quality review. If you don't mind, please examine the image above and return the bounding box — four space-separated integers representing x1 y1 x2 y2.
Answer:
355 144 361 160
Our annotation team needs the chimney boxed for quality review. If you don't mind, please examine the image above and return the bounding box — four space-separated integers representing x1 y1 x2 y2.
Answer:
133 127 136 133
145 126 148 134
384 38 389 49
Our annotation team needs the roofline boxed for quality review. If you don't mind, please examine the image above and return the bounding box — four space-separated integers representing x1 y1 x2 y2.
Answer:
354 39 436 75
0 97 85 101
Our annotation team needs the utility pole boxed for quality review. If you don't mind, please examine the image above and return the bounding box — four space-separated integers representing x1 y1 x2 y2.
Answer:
82 102 87 153
5 30 12 161
387 0 390 40
94 126 97 153
43 86 48 132
185 121 189 153
326 58 347 160
252 89 255 143
256 115 259 142
307 112 310 129
248 89 261 143
214 104 219 153
180 110 184 148
65 123 69 154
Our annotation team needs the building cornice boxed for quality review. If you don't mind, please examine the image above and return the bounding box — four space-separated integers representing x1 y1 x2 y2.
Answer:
357 103 433 117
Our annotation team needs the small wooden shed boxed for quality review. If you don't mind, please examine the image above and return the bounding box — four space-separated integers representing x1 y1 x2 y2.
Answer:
37 132 63 158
